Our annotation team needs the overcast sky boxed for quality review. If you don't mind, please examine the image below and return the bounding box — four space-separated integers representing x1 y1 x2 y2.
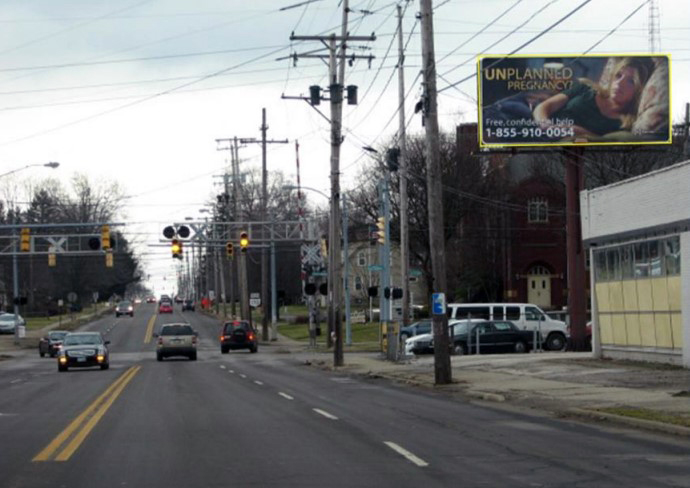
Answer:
0 0 687 294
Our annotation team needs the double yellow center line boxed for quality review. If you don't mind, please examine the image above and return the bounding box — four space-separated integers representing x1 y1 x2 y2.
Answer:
33 366 140 462
144 313 158 344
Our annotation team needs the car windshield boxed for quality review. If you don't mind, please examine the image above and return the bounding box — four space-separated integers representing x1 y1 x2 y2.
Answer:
0 315 19 323
49 332 68 340
161 325 194 336
64 334 103 346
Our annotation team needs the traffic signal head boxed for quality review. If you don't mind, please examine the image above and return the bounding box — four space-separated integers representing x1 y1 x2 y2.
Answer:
376 217 385 245
101 225 111 250
226 241 234 258
20 228 30 252
239 231 249 252
171 239 182 259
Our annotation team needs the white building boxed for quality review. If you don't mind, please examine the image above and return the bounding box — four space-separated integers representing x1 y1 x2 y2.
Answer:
581 159 690 367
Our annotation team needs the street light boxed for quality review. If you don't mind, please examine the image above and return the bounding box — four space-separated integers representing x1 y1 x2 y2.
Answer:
0 161 60 179
8 161 60 344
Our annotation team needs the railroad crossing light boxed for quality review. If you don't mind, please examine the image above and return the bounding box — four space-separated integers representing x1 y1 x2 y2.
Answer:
226 241 234 259
171 239 182 259
20 228 30 252
101 225 111 250
239 231 249 252
376 217 385 245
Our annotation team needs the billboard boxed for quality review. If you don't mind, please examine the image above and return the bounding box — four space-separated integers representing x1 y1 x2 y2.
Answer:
477 54 671 147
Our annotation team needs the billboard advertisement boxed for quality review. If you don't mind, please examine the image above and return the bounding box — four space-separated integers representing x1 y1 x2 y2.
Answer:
477 54 671 147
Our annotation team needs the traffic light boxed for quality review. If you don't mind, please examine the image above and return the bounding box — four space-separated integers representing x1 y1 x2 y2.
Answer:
376 217 385 245
171 239 182 259
320 237 328 260
226 241 234 259
101 225 111 250
20 228 30 252
105 250 113 268
48 253 56 267
239 231 249 253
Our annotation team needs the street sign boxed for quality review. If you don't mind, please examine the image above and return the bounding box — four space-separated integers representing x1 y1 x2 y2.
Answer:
92 292 99 303
432 292 446 315
410 268 423 277
249 292 261 307
311 271 327 277
67 292 78 303
368 265 384 272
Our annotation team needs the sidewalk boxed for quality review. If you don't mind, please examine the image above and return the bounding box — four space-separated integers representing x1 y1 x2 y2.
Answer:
276 334 690 437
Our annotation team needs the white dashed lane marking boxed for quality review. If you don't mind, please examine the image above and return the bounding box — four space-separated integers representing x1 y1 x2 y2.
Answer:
384 442 429 467
254 381 263 386
278 392 294 400
313 409 338 420
239 374 247 379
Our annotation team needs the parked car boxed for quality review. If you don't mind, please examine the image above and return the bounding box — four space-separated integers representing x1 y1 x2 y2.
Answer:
220 320 258 354
115 300 134 317
446 303 568 351
181 299 195 312
400 320 432 341
0 314 25 335
405 319 484 356
57 332 110 371
159 301 173 314
38 330 69 357
154 323 197 361
449 320 536 356
146 296 156 303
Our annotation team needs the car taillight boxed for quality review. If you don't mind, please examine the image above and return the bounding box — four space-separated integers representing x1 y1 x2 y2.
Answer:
192 336 197 345
220 335 225 341
158 337 163 345
248 333 255 341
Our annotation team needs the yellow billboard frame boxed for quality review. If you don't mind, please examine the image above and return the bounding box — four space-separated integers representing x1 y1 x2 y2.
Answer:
476 53 673 148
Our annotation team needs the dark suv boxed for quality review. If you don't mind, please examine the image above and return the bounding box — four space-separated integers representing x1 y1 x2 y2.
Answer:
182 299 195 312
220 321 258 354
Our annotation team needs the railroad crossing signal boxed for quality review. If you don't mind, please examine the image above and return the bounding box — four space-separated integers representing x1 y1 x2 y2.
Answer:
20 228 30 252
105 249 113 268
239 231 249 253
48 247 56 267
226 241 234 259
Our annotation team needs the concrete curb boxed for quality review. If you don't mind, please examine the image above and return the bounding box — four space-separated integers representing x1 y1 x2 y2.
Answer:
567 408 690 437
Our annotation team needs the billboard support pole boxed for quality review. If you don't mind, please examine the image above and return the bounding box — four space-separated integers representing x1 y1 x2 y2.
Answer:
565 147 588 351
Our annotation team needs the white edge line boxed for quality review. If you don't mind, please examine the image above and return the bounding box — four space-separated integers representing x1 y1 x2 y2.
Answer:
278 392 294 400
313 408 338 420
384 442 429 467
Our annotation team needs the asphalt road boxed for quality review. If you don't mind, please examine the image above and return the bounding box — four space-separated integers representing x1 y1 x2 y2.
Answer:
1 302 689 487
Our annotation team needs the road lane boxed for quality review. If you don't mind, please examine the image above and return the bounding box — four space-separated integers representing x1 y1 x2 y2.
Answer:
2 309 689 487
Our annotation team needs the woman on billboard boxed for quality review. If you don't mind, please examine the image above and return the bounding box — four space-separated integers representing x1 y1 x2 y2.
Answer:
532 57 653 139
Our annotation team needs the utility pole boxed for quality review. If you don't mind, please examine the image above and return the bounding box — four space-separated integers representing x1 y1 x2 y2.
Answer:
397 4 411 330
419 0 452 384
221 112 287 339
289 0 375 367
566 147 587 351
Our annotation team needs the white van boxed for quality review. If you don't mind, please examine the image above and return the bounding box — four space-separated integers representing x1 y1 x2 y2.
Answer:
446 303 568 351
